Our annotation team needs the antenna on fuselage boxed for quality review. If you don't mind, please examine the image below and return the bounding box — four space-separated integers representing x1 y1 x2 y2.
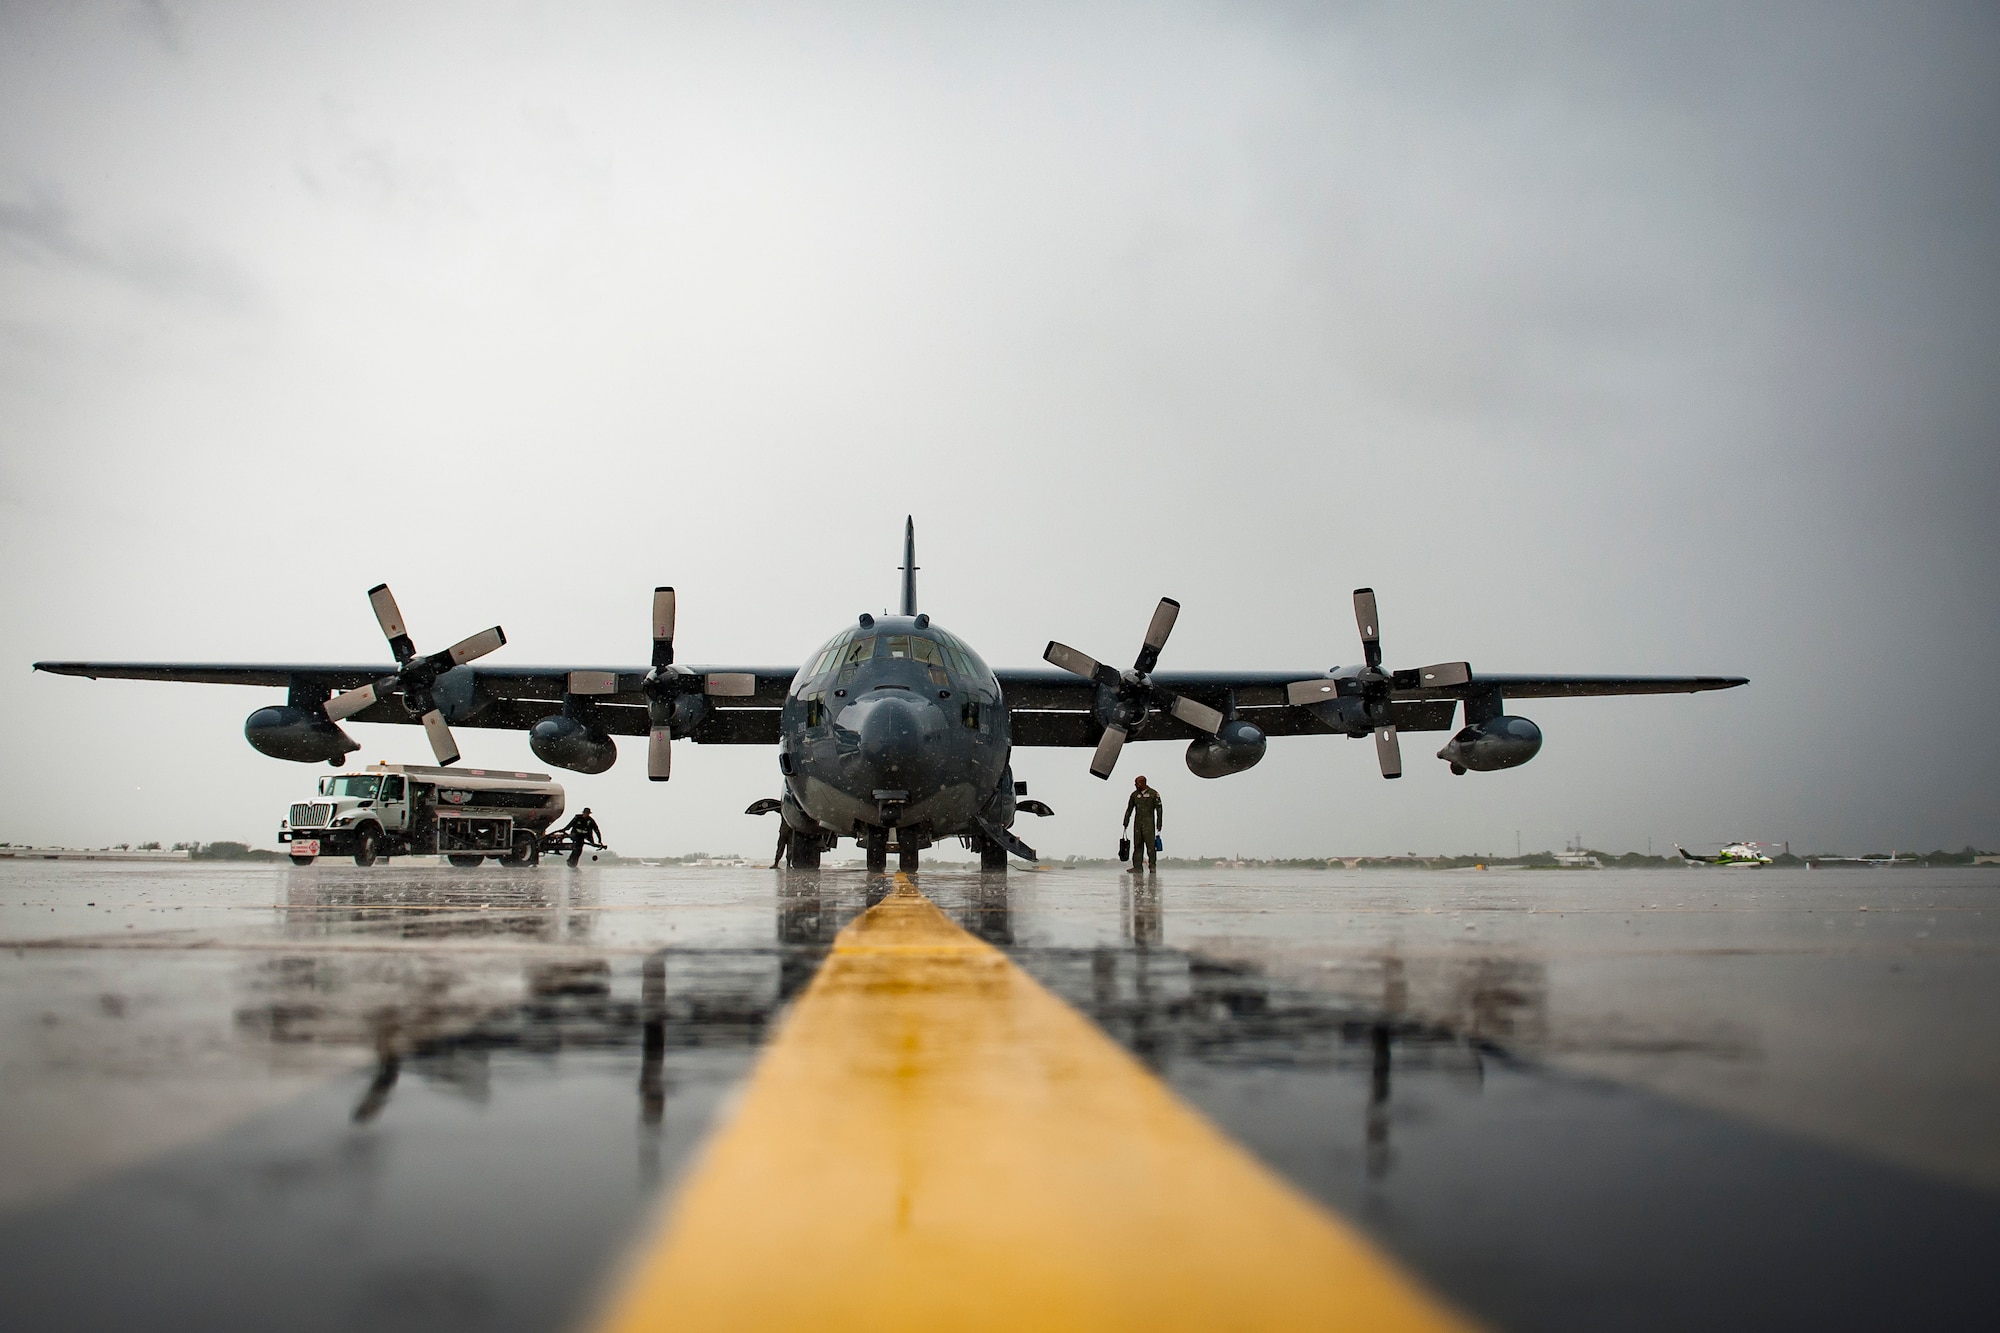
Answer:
899 516 919 616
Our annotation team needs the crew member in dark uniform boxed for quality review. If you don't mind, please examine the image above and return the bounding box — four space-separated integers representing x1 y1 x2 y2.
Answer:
557 807 603 867
1123 776 1163 872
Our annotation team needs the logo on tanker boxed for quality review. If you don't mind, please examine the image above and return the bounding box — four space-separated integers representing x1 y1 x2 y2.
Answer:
441 789 472 805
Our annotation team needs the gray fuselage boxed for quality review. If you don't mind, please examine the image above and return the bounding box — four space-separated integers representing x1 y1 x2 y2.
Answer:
778 615 1012 848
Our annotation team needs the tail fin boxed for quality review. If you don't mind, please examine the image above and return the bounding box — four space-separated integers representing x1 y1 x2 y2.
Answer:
899 516 919 616
1674 844 1707 863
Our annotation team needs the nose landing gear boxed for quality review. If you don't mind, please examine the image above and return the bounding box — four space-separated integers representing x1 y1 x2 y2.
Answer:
863 826 925 873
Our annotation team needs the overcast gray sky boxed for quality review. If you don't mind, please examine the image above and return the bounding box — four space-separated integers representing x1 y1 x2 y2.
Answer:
3 1 1995 858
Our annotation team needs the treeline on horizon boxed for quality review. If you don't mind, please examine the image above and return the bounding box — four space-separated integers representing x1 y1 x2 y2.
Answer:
5 843 1992 868
1047 846 1996 869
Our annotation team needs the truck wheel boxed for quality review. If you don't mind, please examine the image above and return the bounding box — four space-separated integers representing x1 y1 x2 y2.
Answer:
447 853 484 868
289 854 316 866
503 831 537 866
353 828 379 867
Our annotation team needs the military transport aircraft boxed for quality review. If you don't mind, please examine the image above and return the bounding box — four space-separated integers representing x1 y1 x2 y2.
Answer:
34 519 1745 872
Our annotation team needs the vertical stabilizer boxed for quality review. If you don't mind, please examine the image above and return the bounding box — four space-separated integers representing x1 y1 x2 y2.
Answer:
899 517 919 616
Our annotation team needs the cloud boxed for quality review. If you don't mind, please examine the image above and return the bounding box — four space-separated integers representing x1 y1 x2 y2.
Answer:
0 188 258 311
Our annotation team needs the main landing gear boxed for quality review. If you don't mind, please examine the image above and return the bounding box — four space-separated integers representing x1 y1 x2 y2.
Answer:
976 834 1009 871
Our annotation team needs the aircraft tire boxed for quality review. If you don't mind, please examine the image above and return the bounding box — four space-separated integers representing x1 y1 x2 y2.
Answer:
979 837 1008 871
353 827 379 867
898 844 921 873
865 832 888 873
786 839 821 869
289 853 316 866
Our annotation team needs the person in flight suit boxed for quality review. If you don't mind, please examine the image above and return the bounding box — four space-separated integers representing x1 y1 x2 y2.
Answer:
557 807 603 867
1123 776 1163 872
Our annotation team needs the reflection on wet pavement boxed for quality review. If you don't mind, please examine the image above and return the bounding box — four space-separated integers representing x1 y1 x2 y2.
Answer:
2 862 1999 1330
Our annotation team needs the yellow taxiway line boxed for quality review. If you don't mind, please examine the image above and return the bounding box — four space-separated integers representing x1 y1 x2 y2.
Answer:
592 875 1477 1332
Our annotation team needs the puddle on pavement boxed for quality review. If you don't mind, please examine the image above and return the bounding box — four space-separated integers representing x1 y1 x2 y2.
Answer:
2 865 1998 1331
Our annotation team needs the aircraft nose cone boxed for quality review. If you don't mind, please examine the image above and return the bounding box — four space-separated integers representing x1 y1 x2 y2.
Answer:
851 694 942 789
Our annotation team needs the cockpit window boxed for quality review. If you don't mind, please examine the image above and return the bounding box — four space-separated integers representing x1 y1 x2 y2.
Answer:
881 636 947 667
842 636 876 665
803 630 854 679
931 628 992 683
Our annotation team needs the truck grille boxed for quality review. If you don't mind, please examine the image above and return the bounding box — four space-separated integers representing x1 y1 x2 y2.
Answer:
290 802 332 828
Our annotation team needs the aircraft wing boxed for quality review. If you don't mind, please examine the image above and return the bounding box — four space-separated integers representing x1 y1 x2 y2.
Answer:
31 661 798 745
996 667 1746 747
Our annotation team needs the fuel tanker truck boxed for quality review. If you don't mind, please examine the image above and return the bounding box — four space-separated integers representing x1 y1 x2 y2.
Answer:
278 761 566 867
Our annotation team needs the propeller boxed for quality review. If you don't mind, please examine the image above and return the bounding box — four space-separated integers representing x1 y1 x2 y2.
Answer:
1283 588 1470 780
1045 597 1226 780
621 587 758 782
322 584 506 766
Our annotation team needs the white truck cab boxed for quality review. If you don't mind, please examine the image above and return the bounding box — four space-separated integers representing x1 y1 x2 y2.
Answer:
280 762 566 867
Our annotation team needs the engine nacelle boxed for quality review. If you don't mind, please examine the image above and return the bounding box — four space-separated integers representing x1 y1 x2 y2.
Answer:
1186 718 1267 779
244 706 359 765
1437 715 1542 773
529 715 618 774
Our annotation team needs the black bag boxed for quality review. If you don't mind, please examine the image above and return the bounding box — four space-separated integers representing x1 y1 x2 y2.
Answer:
1118 837 1132 862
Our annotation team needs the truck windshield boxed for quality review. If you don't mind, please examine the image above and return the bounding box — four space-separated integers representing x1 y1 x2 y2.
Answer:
327 776 381 799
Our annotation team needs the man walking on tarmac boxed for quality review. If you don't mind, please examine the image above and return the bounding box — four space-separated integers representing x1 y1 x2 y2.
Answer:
556 807 603 868
1123 776 1163 872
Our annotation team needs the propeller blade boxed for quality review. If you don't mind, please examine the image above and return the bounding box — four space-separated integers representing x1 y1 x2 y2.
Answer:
1415 661 1471 688
567 670 619 695
420 709 460 766
652 588 676 669
1286 678 1340 706
704 672 757 697
1354 588 1381 672
323 680 384 722
648 726 672 781
1134 598 1180 673
1168 694 1225 735
368 584 416 662
441 626 505 667
1375 724 1402 779
1044 641 1100 680
1088 724 1126 780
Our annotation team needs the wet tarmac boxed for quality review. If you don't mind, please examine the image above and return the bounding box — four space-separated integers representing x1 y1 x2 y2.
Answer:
2 860 1997 1329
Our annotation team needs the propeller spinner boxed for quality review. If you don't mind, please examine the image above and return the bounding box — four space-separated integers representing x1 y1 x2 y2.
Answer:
322 584 506 766
1045 597 1226 780
1283 588 1470 779
592 587 754 782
